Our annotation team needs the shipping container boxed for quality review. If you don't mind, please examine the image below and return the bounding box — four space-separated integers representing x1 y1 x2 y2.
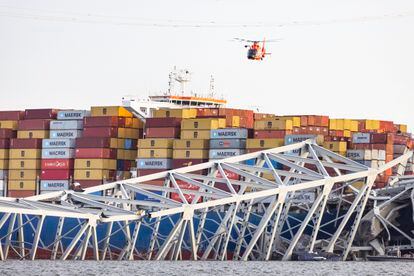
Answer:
145 117 182 128
173 139 210 149
75 180 105 189
322 141 347 152
210 128 248 139
180 130 211 139
90 106 132 117
137 149 173 159
8 180 37 190
136 158 172 169
40 170 73 180
0 149 9 159
74 159 117 170
10 138 42 149
0 159 8 169
0 111 24 121
42 148 75 159
0 139 10 149
84 116 125 127
10 159 41 170
9 170 40 180
76 137 119 148
75 148 117 159
145 127 180 138
9 149 41 159
24 109 57 120
209 149 246 159
50 120 83 130
0 129 16 139
17 130 49 139
346 150 372 161
173 150 209 159
74 169 115 180
253 130 292 139
40 180 70 191
42 138 76 149
246 139 284 149
153 108 197 119
8 190 36 197
41 159 74 170
18 119 50 130
57 110 90 120
0 120 18 130
209 139 246 149
172 159 208 168
138 139 174 149
254 119 293 130
181 118 226 130
49 130 82 139
0 170 7 180
285 134 324 145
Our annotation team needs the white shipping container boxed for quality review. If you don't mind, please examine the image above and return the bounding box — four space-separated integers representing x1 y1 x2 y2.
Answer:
371 149 379 160
394 145 407 155
291 191 316 204
210 129 248 139
50 120 83 130
352 133 371 144
57 110 90 120
40 180 69 191
137 159 172 169
50 130 83 139
42 148 75 159
209 149 246 159
42 138 76 149
378 150 386 161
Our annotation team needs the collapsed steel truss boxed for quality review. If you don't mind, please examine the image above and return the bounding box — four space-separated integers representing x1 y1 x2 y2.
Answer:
0 140 411 261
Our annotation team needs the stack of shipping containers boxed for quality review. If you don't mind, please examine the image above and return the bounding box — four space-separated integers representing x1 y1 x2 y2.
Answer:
0 111 22 196
9 109 57 197
74 106 137 190
40 110 88 193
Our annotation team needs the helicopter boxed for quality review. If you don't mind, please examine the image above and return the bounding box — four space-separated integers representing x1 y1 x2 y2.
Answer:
234 38 280 61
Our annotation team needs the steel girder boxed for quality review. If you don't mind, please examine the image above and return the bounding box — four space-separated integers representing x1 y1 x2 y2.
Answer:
0 139 410 261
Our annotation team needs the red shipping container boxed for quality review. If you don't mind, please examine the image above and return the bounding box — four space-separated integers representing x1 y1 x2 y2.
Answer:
145 117 182 128
18 119 50 130
8 190 36 197
254 130 292 139
170 180 202 203
172 159 208 168
84 116 125 127
0 129 16 139
41 159 74 170
83 127 118 138
0 139 10 149
75 148 117 159
76 180 105 189
300 116 308 126
392 135 409 145
10 138 43 149
41 170 73 180
0 111 25 120
76 137 115 148
137 169 166 176
145 127 180 138
370 133 388 144
24 109 58 120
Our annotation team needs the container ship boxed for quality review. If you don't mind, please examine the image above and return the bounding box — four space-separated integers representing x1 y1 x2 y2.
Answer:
0 69 412 260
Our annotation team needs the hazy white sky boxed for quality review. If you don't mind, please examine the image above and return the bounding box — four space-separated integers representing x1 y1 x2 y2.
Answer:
0 0 413 129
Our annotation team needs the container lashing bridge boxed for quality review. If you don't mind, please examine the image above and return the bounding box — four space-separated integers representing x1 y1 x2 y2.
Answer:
0 140 410 261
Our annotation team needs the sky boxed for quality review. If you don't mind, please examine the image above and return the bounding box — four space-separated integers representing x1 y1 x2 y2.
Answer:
0 0 413 129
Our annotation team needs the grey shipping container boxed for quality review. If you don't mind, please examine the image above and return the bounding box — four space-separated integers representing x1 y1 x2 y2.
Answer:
42 148 75 159
50 120 83 130
210 128 248 139
0 180 4 189
0 170 7 180
42 138 76 149
285 134 317 145
50 130 83 139
57 110 90 120
209 139 246 149
352 133 371 144
209 149 246 159
137 158 172 169
40 180 70 191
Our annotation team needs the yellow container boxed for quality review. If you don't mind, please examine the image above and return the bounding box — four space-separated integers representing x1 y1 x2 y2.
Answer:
343 130 352 138
365 120 380 130
9 170 40 180
0 120 18 130
173 150 209 159
124 150 137 160
329 119 337 130
180 130 211 140
173 139 210 149
246 139 285 149
262 172 275 181
0 149 9 159
253 119 293 130
128 128 140 139
134 118 143 129
8 180 37 190
153 108 197 119
9 159 41 170
117 171 132 180
117 149 125 160
322 141 347 152
10 149 41 159
17 130 49 139
137 149 173 159
181 118 226 130
74 159 116 170
343 119 351 130
0 159 8 169
74 169 113 180
278 116 300 128
138 139 174 149
231 116 240 128
350 121 359 132
116 138 125 149
117 128 127 138
90 106 132 117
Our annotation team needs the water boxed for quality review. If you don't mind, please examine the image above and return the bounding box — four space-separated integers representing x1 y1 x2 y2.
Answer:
0 261 413 276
